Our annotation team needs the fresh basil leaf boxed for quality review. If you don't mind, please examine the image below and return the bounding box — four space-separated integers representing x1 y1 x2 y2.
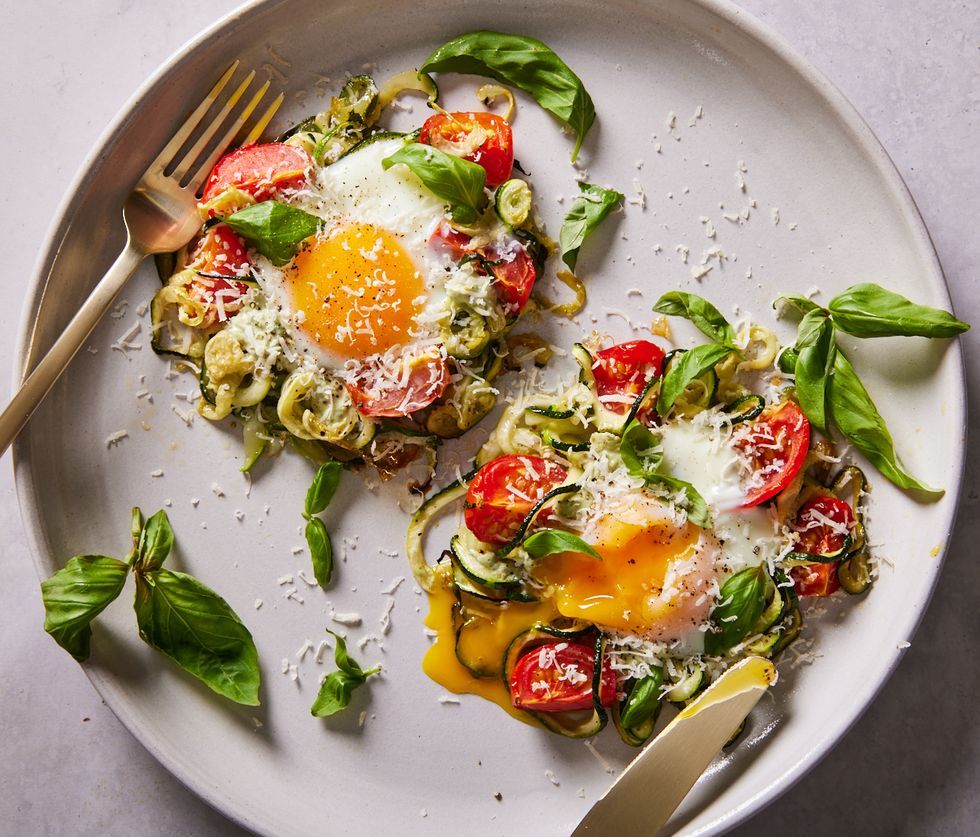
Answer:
305 517 334 587
645 474 711 529
134 569 260 705
828 352 942 499
703 565 769 656
225 200 322 265
828 283 969 338
653 292 736 347
559 182 624 271
382 142 486 225
305 461 342 517
777 346 799 375
619 668 663 729
620 420 664 478
793 310 837 436
774 294 822 317
657 343 734 416
135 509 174 572
419 31 596 161
522 529 601 560
40 556 129 662
311 631 380 717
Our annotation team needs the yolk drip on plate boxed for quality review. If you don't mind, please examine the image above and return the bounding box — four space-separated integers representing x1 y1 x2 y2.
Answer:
533 497 716 640
288 222 424 359
422 565 556 723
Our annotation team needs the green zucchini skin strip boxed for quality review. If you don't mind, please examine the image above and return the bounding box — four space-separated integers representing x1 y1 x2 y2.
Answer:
405 469 477 592
498 483 581 557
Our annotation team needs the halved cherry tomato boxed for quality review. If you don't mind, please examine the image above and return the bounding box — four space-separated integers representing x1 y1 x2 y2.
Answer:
790 562 840 597
593 340 666 416
427 223 536 315
794 495 855 557
345 347 450 418
201 142 312 203
510 641 617 712
419 111 514 187
464 455 568 547
486 243 536 314
187 225 252 326
735 401 811 507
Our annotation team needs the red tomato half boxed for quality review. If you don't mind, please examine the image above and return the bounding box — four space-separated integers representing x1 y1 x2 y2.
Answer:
593 341 666 415
427 221 472 260
735 401 811 507
510 641 617 712
201 143 312 203
464 455 568 547
419 111 514 187
187 225 252 326
486 243 537 314
790 563 841 597
794 495 855 556
345 347 450 418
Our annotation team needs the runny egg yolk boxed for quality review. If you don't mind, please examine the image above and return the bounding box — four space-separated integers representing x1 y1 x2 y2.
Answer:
533 497 718 641
288 222 425 359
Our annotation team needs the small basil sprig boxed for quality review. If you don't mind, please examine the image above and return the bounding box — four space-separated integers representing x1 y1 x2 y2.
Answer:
703 565 770 656
559 182 624 271
419 31 596 161
311 630 381 717
523 529 601 560
40 508 261 705
653 292 737 348
620 420 711 528
776 283 966 498
225 200 322 265
303 462 343 587
382 142 487 224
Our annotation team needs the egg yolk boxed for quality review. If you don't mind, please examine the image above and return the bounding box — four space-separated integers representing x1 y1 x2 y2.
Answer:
532 498 717 640
288 222 424 359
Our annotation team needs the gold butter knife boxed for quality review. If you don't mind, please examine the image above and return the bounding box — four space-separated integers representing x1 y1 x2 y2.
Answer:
572 656 777 836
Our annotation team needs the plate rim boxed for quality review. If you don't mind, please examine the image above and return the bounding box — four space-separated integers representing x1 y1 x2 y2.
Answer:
11 1 968 834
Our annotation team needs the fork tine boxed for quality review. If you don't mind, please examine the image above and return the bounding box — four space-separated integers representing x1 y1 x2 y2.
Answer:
146 61 239 175
241 91 285 147
185 81 274 195
171 70 256 183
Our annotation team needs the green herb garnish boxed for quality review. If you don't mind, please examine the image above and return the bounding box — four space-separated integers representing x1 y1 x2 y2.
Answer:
559 182 624 271
311 630 381 717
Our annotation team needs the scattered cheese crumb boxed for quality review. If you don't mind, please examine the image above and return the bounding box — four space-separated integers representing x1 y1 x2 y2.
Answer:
277 574 294 585
438 695 461 705
254 599 263 610
211 482 226 497
545 769 560 787
150 469 164 478
898 640 911 649
331 611 362 627
105 430 128 448
771 208 780 226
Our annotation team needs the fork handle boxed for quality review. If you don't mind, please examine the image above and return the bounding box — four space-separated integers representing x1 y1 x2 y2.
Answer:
0 240 145 457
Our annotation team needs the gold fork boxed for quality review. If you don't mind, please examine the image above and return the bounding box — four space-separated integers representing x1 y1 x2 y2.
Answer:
0 63 283 456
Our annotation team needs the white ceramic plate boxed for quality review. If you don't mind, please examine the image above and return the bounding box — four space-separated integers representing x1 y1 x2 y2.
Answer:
13 1 965 834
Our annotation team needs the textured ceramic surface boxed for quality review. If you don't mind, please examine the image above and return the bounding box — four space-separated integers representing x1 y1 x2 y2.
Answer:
11 1 966 835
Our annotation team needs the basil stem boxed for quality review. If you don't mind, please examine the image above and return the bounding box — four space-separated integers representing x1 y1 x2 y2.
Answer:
827 283 969 338
382 142 486 224
559 181 624 271
419 31 596 161
40 556 129 662
311 630 380 717
225 200 322 265
522 529 601 560
653 291 737 348
793 309 837 436
704 565 770 656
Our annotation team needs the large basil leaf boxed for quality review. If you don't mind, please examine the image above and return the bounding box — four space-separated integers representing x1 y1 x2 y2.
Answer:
311 631 380 717
619 667 663 729
703 565 769 656
523 529 601 560
419 31 596 160
134 569 261 706
225 200 322 265
656 343 734 416
828 283 969 338
793 309 837 435
828 352 942 498
305 461 342 517
653 292 737 347
40 556 129 662
382 142 486 224
305 517 334 587
559 182 624 271
135 509 174 572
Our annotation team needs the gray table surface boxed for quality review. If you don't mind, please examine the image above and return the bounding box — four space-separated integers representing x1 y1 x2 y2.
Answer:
1 1 976 834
